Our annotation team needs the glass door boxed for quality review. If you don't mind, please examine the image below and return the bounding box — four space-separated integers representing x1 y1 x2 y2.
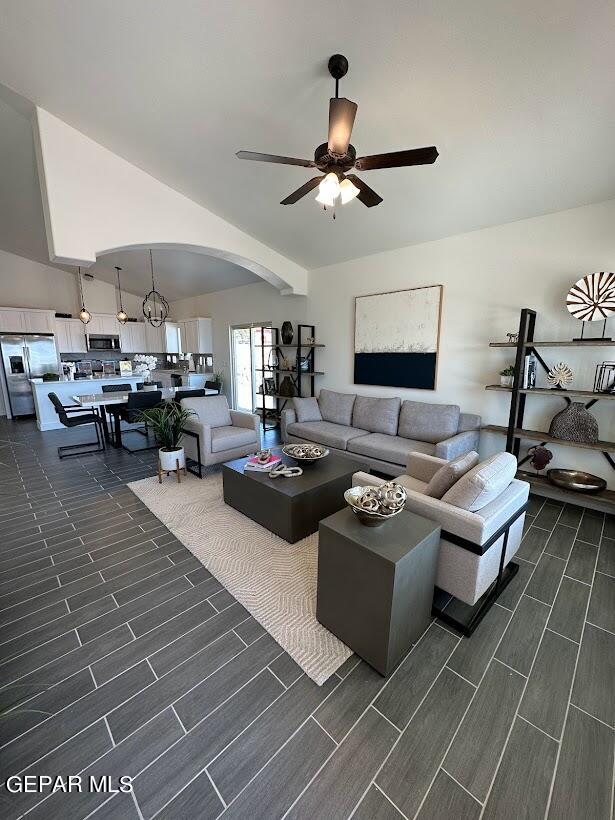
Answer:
230 323 273 414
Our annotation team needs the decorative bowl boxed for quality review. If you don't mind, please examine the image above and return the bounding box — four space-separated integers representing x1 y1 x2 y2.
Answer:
344 484 406 527
547 468 607 494
282 444 329 464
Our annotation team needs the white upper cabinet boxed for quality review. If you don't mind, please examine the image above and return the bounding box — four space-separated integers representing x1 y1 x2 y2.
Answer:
178 318 212 354
54 319 87 353
119 322 147 353
145 322 165 353
22 310 55 334
0 308 55 334
87 314 119 336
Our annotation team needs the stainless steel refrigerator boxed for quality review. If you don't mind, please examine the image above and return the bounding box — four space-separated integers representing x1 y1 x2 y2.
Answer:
0 334 59 417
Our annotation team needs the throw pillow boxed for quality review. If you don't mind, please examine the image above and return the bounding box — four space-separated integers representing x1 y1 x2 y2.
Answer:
318 389 356 426
293 397 322 423
425 451 480 498
398 400 460 443
441 452 518 511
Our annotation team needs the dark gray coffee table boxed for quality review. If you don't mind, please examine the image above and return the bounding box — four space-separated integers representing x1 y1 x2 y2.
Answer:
317 507 441 676
222 451 366 543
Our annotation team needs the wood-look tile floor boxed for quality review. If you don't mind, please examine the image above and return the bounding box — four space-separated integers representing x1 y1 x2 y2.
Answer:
0 418 613 819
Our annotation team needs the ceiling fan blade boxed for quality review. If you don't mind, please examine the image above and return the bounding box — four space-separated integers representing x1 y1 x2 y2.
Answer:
354 146 439 171
236 151 316 168
280 176 324 205
346 174 383 207
328 98 358 155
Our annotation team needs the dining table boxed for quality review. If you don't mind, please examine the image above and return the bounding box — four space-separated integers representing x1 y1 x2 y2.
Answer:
72 386 217 447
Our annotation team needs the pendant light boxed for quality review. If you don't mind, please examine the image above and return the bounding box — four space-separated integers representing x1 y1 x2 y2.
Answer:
77 267 91 324
142 249 169 327
115 266 128 324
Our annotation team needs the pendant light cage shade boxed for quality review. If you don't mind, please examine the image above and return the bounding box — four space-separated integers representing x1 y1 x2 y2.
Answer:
143 250 169 327
115 266 129 324
77 267 91 325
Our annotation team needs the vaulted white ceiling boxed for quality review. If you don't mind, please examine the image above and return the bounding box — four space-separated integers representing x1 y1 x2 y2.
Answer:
0 0 614 271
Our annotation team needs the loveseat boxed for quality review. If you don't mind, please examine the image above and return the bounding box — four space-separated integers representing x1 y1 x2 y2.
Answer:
281 389 481 476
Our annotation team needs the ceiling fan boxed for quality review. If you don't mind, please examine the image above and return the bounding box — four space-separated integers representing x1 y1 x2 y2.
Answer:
237 54 439 215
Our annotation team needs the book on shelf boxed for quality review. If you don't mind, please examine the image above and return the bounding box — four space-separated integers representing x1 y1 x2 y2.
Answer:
243 454 282 472
522 353 537 388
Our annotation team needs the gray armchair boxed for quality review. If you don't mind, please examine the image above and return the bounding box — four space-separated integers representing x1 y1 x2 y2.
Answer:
180 396 261 471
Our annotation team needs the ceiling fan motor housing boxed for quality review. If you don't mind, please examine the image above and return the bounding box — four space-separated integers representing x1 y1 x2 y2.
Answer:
328 54 349 80
314 142 356 173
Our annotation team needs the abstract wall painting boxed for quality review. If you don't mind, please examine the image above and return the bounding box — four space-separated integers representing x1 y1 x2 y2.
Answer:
354 284 443 389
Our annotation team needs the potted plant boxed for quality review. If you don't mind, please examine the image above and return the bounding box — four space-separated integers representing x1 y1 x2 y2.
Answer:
140 401 196 472
133 354 158 385
212 370 224 391
500 366 515 387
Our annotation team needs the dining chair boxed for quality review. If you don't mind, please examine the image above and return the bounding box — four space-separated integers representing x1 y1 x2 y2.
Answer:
112 390 163 451
205 381 221 394
48 392 106 459
175 388 206 402
102 384 133 393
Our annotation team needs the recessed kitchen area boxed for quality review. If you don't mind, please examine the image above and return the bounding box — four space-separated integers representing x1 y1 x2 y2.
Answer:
0 252 239 431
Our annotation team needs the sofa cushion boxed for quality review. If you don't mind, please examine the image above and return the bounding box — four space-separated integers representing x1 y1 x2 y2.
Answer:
318 389 356 427
210 425 257 453
442 452 518 512
352 396 401 436
348 433 435 465
425 451 480 499
293 397 322 423
396 474 429 494
183 395 232 428
287 421 368 450
398 400 460 444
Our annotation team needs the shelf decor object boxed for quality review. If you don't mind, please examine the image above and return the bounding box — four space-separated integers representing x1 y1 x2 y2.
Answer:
547 468 607 494
354 284 443 389
593 361 615 393
548 402 599 444
546 361 573 388
484 307 614 511
281 321 294 345
566 271 615 341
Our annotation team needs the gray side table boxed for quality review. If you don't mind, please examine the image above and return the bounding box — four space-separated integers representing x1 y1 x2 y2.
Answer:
317 507 441 676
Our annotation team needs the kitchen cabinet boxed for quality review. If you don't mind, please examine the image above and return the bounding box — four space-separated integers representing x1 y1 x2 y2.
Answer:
0 308 55 334
55 319 87 353
165 321 180 354
145 322 166 354
179 318 212 354
120 322 147 353
87 314 119 336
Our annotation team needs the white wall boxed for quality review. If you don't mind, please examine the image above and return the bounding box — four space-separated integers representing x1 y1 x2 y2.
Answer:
171 280 307 398
0 248 79 312
173 198 615 487
309 199 615 486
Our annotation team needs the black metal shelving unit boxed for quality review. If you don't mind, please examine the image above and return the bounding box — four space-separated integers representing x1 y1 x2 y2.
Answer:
254 323 324 432
483 307 615 512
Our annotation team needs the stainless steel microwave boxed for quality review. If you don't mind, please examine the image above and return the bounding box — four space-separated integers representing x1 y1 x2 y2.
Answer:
88 335 121 351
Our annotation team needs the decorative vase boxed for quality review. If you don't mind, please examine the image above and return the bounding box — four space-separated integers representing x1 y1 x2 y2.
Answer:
159 446 185 471
500 375 514 387
278 376 296 397
281 321 294 345
548 402 599 444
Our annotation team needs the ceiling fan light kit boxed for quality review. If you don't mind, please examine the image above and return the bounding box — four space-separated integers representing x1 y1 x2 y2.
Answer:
237 54 438 217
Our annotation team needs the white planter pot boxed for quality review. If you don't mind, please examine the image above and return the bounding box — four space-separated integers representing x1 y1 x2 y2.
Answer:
159 447 185 471
500 375 514 387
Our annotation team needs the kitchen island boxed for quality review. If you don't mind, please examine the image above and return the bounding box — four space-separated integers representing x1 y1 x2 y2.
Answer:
31 375 145 431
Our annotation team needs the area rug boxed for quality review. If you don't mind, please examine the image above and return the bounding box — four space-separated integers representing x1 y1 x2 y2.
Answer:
128 472 352 685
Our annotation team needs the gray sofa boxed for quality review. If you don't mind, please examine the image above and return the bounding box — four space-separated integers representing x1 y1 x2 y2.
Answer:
281 389 481 476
